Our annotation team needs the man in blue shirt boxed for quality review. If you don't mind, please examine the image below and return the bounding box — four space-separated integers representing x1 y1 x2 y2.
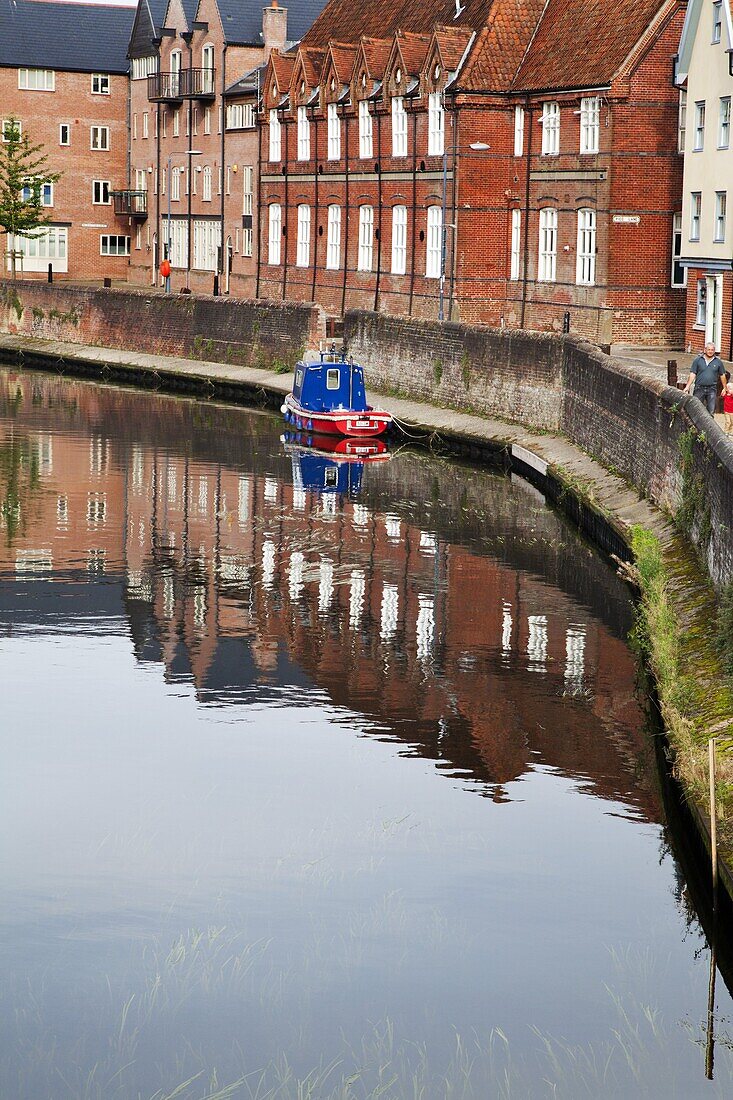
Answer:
684 342 727 415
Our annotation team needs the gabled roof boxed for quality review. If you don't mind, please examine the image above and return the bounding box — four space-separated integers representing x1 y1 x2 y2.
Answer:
358 36 392 81
327 41 358 84
676 0 733 84
510 0 677 93
217 0 330 46
0 0 134 73
431 25 474 71
390 30 432 76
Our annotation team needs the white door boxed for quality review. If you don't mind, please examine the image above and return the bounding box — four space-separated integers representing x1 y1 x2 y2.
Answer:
706 275 723 350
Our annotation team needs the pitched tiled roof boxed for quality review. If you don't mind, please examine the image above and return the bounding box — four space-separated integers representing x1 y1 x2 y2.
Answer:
393 31 432 75
217 0 330 46
303 0 486 47
511 0 673 92
460 0 547 90
328 41 357 83
271 49 296 88
298 45 326 85
432 25 474 71
0 0 134 73
360 36 392 79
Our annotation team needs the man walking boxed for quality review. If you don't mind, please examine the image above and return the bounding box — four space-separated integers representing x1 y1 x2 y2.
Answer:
684 342 727 415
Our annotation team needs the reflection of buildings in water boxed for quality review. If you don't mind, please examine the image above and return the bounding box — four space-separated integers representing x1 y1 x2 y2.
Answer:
0 371 657 819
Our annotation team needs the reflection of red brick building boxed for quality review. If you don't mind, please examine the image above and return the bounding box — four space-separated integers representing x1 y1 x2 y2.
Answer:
257 0 685 344
1 369 659 818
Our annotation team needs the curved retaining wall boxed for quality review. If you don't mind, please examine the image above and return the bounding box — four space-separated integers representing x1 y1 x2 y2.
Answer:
345 310 733 592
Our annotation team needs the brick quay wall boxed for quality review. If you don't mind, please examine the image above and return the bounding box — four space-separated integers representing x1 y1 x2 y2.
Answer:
345 310 733 591
0 282 324 372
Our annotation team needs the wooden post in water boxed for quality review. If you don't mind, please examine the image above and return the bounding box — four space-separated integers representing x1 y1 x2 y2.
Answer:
710 737 718 908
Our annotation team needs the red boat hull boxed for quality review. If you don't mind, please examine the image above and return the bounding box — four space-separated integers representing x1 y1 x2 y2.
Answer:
283 394 391 437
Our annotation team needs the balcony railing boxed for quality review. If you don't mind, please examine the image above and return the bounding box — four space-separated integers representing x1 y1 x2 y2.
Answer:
111 190 148 219
147 68 216 102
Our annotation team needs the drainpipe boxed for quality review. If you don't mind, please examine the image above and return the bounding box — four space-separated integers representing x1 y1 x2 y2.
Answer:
310 109 319 303
341 99 350 318
255 106 263 298
282 110 289 300
185 36 194 286
408 103 417 317
520 95 532 329
374 107 382 313
220 45 227 280
447 94 459 319
155 104 161 281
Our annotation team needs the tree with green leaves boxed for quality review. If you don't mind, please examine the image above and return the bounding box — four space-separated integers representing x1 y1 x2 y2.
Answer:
0 117 61 279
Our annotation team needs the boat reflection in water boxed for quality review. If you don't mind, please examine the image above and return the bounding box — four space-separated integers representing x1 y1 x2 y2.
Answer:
281 429 391 499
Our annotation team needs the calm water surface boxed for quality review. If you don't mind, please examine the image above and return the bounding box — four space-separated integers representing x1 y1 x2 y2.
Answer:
1 368 732 1099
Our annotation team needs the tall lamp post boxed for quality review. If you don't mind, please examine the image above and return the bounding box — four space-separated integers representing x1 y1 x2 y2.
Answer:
166 148 201 292
438 139 490 322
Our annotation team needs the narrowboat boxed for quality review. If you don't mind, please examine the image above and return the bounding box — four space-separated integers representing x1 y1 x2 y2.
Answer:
281 348 392 438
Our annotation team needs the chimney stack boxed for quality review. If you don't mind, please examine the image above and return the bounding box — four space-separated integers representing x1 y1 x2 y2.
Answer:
263 1 287 58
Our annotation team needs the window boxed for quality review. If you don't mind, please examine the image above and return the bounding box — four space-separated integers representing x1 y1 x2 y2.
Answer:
297 204 310 266
92 180 110 204
168 219 188 268
90 126 109 150
719 97 730 148
715 191 727 241
204 108 211 135
391 205 407 274
538 208 557 281
510 208 521 280
268 204 281 265
132 56 157 80
269 110 281 161
327 103 341 160
428 92 444 156
142 112 148 139
326 368 340 389
327 205 341 269
202 165 212 201
576 208 596 285
226 104 255 129
514 106 524 157
425 205 442 278
392 97 407 157
242 165 253 216
713 1 723 42
678 89 687 152
297 106 310 160
696 277 707 326
580 97 600 154
201 45 215 94
91 73 110 95
694 101 705 150
7 226 67 272
2 119 21 141
59 124 70 145
193 220 221 270
100 235 130 256
18 68 54 91
21 180 53 206
173 110 179 137
133 114 138 140
541 102 559 155
171 167 181 201
358 205 373 271
690 191 701 239
672 212 686 287
359 100 373 159
170 50 182 97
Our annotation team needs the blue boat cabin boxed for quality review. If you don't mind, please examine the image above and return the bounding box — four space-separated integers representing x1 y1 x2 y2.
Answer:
292 351 369 413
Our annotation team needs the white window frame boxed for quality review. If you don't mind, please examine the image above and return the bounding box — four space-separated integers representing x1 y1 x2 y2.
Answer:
391 205 407 274
541 102 560 155
327 103 341 160
694 101 705 151
2 119 20 142
719 97 730 149
100 235 130 256
428 92 444 156
576 208 596 285
297 105 310 161
538 207 557 282
202 165 212 202
671 212 687 288
713 1 723 43
296 204 311 267
359 100 373 159
392 97 407 157
204 107 211 135
171 167 181 202
326 204 341 269
59 124 70 146
715 191 727 242
690 191 701 240
269 110 282 161
510 208 521 280
242 165 253 216
358 205 373 271
513 106 524 157
201 44 215 95
21 179 53 206
192 219 221 271
268 203 282 265
90 125 110 151
7 226 67 272
678 90 687 152
92 179 111 204
170 50 182 97
425 205 442 278
18 68 54 91
91 73 110 95
142 112 148 139
580 96 600 154
695 277 707 326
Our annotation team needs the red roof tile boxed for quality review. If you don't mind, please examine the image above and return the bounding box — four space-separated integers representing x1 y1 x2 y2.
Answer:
303 0 488 48
461 0 548 91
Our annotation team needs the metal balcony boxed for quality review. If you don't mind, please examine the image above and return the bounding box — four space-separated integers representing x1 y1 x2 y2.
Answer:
111 190 148 219
180 67 216 99
147 71 183 102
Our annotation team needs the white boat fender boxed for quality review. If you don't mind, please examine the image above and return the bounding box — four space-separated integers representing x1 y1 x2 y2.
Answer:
280 403 288 414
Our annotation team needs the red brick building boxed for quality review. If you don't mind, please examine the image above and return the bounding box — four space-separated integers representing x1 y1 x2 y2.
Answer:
257 0 686 344
0 0 134 281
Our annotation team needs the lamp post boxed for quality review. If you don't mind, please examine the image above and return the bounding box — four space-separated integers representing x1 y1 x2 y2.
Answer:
166 148 201 292
438 138 490 322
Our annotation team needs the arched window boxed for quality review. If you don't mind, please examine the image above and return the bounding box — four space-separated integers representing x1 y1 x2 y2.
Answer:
201 44 215 95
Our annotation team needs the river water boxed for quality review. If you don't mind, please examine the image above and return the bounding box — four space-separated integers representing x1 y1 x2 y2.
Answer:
1 367 732 1099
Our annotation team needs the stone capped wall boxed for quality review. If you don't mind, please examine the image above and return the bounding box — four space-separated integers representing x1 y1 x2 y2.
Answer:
0 282 324 370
